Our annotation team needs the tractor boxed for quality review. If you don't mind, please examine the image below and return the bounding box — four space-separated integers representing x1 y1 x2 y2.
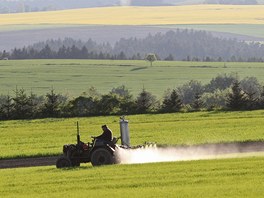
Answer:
56 117 130 168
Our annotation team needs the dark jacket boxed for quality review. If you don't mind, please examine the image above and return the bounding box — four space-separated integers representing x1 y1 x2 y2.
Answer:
96 128 112 142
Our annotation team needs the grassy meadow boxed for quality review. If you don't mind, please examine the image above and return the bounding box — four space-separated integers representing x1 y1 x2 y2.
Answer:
1 59 264 97
0 157 264 197
1 110 264 159
1 5 264 26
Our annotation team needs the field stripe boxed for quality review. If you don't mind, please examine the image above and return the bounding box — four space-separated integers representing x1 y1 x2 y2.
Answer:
1 5 264 26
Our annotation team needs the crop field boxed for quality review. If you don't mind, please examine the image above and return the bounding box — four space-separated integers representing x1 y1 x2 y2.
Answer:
1 59 264 97
0 157 264 197
1 5 264 52
1 5 264 26
1 110 264 159
1 24 264 39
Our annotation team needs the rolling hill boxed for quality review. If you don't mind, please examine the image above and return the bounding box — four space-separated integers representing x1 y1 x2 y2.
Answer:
1 5 264 51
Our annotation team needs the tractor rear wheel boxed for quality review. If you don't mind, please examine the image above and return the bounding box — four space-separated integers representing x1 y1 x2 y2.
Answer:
91 148 114 166
56 156 72 168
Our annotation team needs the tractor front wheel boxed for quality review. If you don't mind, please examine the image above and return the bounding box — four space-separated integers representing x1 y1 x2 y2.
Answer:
91 148 114 166
67 150 80 167
56 156 72 168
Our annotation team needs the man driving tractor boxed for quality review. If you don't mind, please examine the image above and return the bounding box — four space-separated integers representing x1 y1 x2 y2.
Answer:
95 125 113 142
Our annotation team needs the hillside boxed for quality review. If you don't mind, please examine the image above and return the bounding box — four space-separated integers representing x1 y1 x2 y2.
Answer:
6 30 264 61
1 25 264 52
1 5 264 26
1 5 264 57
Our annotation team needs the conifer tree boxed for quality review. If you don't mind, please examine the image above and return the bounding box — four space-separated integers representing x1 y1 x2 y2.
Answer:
136 88 156 113
161 89 182 112
43 89 61 117
0 94 13 119
13 88 31 119
226 80 247 110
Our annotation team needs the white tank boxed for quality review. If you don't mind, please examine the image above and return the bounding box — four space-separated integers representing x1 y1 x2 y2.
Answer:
119 117 130 147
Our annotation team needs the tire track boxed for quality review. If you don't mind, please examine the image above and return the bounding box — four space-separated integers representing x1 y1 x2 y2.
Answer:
0 156 58 169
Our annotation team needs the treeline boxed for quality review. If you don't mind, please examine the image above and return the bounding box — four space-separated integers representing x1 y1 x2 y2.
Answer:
205 0 258 4
4 45 130 60
0 0 194 14
2 30 264 62
1 74 264 120
0 0 261 14
0 0 118 14
0 0 171 14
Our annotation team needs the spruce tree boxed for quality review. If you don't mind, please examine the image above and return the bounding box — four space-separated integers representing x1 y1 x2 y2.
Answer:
43 89 61 117
136 88 156 113
0 94 13 120
13 88 31 119
257 86 264 109
226 80 247 110
244 90 257 110
161 89 182 112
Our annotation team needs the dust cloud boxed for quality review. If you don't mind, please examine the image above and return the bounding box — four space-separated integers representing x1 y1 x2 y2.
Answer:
115 142 264 164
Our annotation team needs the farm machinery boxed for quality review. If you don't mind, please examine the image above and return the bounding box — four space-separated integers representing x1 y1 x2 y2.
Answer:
56 117 131 168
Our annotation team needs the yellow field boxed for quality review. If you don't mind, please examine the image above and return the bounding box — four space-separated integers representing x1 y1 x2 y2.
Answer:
0 5 264 26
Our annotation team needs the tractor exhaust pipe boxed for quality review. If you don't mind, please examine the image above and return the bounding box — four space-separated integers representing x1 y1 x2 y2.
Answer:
77 121 80 145
119 116 130 147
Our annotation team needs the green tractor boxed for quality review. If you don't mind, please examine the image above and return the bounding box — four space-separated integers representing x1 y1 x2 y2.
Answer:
56 118 130 168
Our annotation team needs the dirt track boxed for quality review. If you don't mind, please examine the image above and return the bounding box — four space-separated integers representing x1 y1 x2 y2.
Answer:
0 156 58 169
1 141 264 169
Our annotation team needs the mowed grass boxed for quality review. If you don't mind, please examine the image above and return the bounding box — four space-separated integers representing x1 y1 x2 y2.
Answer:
1 59 264 97
0 157 264 197
1 110 264 159
1 5 264 26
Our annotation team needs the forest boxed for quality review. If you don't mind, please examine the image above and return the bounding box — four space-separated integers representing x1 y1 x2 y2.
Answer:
1 30 264 62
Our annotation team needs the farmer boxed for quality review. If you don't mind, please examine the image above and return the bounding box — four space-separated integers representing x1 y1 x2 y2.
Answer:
95 125 113 142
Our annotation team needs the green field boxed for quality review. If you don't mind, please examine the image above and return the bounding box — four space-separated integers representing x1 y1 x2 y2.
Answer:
1 110 264 159
1 24 264 39
1 4 264 197
161 24 264 39
1 59 264 97
0 157 264 197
